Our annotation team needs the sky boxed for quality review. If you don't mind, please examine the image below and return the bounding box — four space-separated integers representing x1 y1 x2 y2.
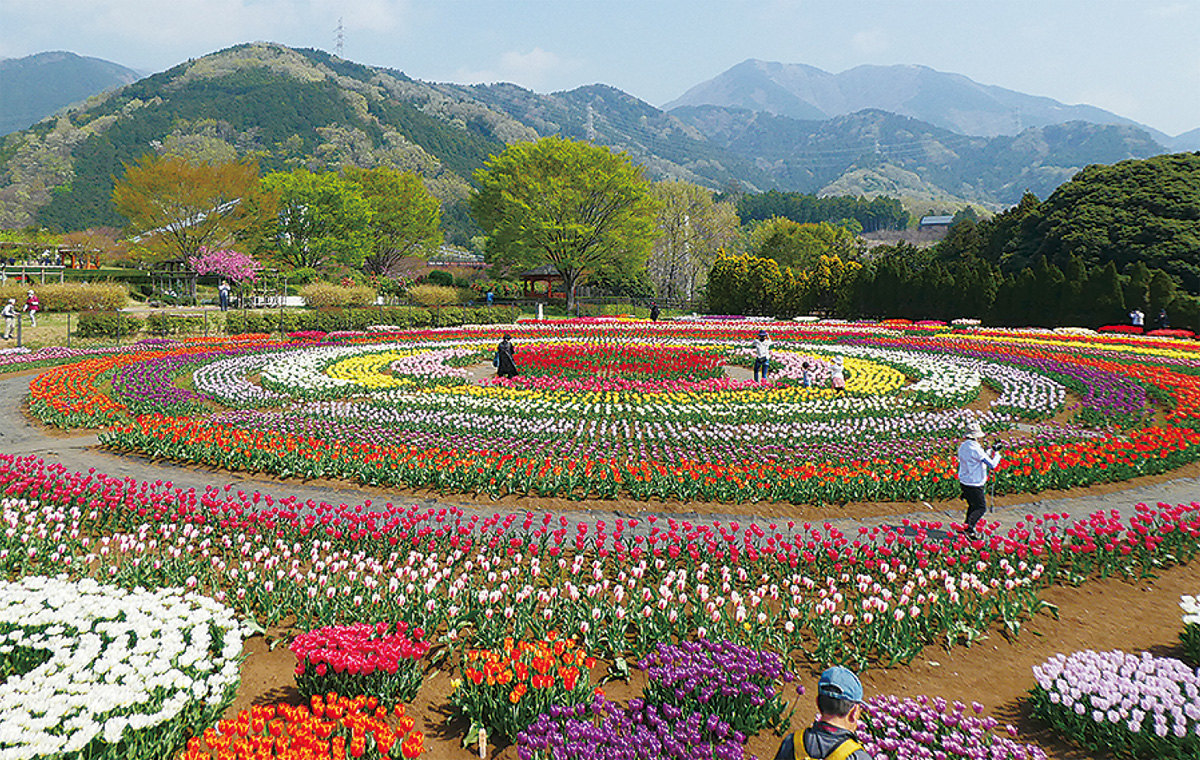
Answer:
2 0 1199 137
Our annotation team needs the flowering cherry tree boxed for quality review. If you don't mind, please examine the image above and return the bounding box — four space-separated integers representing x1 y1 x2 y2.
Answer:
187 247 262 282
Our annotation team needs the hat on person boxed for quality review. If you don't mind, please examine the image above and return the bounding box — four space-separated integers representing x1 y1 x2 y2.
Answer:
817 666 863 704
757 330 767 338
26 290 33 296
965 421 985 439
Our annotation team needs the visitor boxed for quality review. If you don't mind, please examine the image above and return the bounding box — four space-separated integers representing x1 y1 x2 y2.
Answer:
1159 307 1170 330
218 281 231 312
2 299 16 340
486 290 494 307
801 361 813 388
1129 308 1144 331
496 333 518 379
752 330 772 382
650 301 661 322
831 356 846 392
773 666 873 760
23 290 39 327
957 421 1002 536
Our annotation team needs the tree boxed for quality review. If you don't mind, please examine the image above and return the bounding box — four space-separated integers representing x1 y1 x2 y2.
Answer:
747 217 858 270
112 154 266 265
648 181 739 302
187 247 262 282
471 136 659 311
342 167 443 276
253 169 374 273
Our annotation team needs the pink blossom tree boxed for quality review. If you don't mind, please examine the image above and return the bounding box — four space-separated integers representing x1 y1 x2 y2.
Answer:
187 247 263 282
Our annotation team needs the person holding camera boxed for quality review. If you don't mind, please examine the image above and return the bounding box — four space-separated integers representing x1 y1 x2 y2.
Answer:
957 421 1002 536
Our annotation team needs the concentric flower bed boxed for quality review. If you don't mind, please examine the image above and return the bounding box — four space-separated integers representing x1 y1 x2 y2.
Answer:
0 575 245 760
7 320 1197 504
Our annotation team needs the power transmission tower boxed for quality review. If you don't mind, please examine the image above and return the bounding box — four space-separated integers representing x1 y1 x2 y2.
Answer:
335 17 345 57
585 104 596 142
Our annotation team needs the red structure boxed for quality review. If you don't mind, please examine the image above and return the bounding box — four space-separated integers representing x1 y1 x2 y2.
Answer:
520 265 566 300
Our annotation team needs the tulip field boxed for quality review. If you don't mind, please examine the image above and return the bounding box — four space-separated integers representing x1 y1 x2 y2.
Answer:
12 318 1200 504
1 317 1199 759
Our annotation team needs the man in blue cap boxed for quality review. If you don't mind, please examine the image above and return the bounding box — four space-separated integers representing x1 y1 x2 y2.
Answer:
774 665 873 760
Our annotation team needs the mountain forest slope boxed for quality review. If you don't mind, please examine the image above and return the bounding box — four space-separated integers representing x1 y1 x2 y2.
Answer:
0 42 1180 239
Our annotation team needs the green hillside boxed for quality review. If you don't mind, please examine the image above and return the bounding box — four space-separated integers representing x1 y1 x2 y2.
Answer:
0 42 1178 238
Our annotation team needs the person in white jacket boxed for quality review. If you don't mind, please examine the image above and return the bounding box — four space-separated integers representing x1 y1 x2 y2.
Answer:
2 299 15 340
752 330 772 382
958 421 1002 536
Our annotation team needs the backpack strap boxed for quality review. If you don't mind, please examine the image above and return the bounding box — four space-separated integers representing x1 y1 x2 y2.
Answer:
826 738 864 760
791 735 864 760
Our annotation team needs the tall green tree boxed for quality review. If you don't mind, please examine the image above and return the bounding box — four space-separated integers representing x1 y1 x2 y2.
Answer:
112 154 267 265
252 169 374 273
342 166 443 275
471 136 660 311
747 217 858 270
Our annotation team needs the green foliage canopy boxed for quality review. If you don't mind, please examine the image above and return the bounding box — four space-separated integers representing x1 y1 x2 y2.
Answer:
471 136 659 309
342 166 443 275
253 168 373 273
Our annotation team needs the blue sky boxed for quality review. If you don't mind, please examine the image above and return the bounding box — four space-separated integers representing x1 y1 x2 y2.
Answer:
3 0 1198 136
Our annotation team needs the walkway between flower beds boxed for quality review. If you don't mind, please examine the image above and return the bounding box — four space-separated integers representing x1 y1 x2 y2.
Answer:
1 373 1196 538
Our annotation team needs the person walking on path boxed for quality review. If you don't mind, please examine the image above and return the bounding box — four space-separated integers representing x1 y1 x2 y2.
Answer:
773 666 874 760
649 301 660 322
1130 308 1144 331
830 355 846 392
496 333 519 379
486 290 494 307
22 291 39 327
753 330 772 382
218 281 231 312
2 299 15 340
1159 307 1170 330
958 420 1002 536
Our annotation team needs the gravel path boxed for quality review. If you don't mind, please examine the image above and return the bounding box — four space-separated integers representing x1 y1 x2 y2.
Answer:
1 373 1196 534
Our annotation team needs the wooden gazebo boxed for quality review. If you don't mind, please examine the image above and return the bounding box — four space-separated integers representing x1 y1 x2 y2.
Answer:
519 265 565 300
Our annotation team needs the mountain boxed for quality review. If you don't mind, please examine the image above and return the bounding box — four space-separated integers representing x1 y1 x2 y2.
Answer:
0 43 771 235
665 59 1176 143
0 51 143 135
670 106 1165 206
1170 127 1200 152
0 43 1179 236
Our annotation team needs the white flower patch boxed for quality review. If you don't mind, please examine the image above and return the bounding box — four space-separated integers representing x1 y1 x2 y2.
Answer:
0 575 246 758
1182 595 1200 626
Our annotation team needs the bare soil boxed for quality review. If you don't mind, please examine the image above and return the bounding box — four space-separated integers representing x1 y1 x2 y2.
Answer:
229 561 1200 760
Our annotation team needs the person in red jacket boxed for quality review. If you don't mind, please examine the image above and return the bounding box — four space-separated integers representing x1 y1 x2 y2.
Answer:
23 290 39 327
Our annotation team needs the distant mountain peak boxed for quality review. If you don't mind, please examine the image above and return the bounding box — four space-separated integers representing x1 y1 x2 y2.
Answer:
0 50 142 135
664 60 1170 143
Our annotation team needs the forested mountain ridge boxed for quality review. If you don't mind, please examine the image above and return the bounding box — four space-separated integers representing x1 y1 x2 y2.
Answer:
671 106 1167 206
0 42 1179 237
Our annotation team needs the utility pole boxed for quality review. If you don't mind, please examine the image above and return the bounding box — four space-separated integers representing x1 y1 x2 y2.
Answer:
335 17 345 58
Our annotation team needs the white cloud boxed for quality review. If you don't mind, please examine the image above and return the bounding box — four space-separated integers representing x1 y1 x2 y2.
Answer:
851 28 889 56
455 47 578 91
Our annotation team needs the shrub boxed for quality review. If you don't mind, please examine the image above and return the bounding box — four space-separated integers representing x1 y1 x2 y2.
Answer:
75 311 142 338
0 281 128 311
299 281 377 308
145 312 209 336
425 270 455 287
406 284 460 307
222 305 523 334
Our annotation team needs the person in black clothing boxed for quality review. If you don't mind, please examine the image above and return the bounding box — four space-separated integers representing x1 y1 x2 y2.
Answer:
496 333 519 378
774 666 874 760
649 301 661 322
